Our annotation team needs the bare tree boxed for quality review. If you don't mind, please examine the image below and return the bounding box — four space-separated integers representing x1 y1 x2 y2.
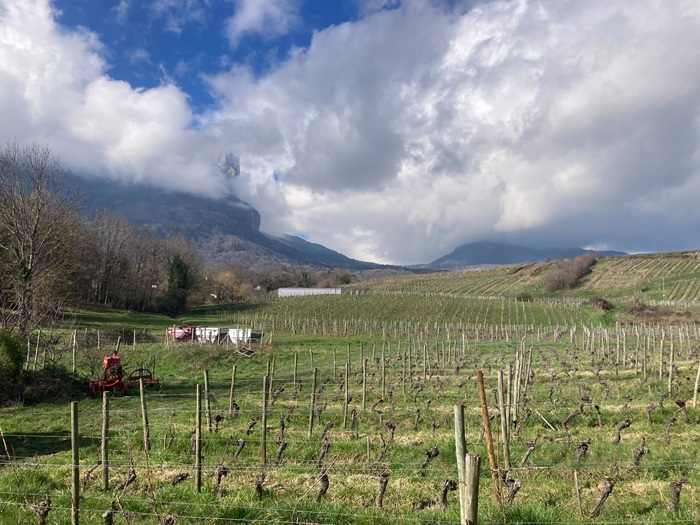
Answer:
0 142 82 336
84 209 134 305
210 268 250 303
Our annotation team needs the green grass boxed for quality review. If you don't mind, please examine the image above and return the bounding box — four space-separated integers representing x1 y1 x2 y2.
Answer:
65 304 177 330
5 251 700 523
4 327 700 523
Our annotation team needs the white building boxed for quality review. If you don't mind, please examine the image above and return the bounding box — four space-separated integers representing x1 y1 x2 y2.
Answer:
278 287 342 298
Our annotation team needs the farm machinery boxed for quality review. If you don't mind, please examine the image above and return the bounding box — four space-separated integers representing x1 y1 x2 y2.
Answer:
88 339 159 396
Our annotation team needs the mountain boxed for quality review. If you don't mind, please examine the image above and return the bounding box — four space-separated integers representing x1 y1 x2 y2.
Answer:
71 175 397 270
429 241 626 270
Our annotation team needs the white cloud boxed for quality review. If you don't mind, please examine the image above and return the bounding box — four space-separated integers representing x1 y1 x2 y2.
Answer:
354 0 401 17
149 0 210 33
3 0 700 264
0 0 227 195
225 0 301 47
114 0 130 24
128 47 151 64
206 0 700 262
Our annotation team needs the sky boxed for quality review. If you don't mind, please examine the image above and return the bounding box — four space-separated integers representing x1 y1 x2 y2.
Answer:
1 0 700 265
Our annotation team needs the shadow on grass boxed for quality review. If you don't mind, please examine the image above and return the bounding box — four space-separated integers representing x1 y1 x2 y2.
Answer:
5 431 94 458
179 301 268 324
67 305 177 330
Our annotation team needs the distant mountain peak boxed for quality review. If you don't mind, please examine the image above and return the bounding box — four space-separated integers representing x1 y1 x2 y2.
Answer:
429 241 625 270
217 153 241 178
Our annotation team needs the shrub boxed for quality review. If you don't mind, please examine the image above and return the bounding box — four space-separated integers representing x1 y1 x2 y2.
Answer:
545 254 598 292
0 329 24 373
588 296 614 312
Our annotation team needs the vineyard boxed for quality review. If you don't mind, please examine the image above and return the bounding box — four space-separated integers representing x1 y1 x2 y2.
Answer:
193 295 595 338
2 251 700 523
344 251 700 304
3 320 700 523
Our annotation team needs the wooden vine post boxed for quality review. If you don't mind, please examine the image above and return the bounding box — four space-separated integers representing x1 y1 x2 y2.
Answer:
101 391 109 491
308 367 317 438
693 360 700 408
71 329 77 374
465 454 481 524
294 352 298 391
229 364 237 415
343 361 350 428
139 378 150 452
455 404 480 525
497 370 510 470
262 375 268 465
362 358 367 411
204 370 212 432
381 345 386 398
71 401 79 525
476 370 502 505
195 384 202 493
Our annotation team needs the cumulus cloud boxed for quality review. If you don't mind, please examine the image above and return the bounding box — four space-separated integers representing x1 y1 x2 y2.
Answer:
207 0 700 262
225 0 301 47
149 0 210 33
0 0 227 195
2 0 700 264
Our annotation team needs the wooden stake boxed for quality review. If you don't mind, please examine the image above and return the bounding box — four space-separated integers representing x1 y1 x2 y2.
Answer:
308 368 317 439
497 370 510 470
139 378 150 452
71 401 79 525
72 330 77 374
204 370 212 432
101 392 109 491
476 370 502 504
229 364 237 415
362 358 367 411
343 361 350 428
574 470 582 516
454 404 468 523
465 454 480 525
262 375 268 465
692 360 700 408
195 384 202 493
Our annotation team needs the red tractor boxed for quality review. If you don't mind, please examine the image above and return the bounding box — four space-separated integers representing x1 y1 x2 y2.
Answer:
88 340 159 396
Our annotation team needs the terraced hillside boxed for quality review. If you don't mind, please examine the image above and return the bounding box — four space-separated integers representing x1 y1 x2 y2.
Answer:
582 252 700 301
193 251 700 334
352 251 700 303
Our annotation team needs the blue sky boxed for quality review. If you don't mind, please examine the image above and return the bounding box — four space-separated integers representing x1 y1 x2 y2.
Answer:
52 0 359 114
2 0 700 264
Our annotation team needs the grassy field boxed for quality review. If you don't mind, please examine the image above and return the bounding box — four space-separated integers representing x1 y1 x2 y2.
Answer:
3 327 700 523
3 251 700 523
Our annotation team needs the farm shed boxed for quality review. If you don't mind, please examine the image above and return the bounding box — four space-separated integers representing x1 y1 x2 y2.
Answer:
278 287 342 298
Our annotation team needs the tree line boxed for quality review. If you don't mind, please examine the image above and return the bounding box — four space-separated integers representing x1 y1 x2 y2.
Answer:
0 142 354 338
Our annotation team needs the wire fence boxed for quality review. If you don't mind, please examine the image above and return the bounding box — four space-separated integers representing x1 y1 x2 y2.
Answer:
3 381 700 524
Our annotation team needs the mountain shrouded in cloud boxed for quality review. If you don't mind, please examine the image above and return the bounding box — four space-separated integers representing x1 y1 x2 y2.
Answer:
2 0 700 264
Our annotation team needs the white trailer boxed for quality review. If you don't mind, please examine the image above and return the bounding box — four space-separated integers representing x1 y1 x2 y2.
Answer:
195 327 263 345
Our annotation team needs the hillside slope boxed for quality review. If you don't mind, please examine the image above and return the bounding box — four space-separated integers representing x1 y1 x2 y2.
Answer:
353 251 700 303
72 175 401 270
429 241 626 269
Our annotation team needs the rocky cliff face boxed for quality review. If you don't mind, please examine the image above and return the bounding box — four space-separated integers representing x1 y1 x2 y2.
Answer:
71 174 397 270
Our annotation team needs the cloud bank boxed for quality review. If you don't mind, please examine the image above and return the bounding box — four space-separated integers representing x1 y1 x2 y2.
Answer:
2 0 700 264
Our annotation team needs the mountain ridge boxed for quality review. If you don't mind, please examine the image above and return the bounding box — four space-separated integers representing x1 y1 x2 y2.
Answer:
71 176 627 270
71 175 404 271
428 241 626 270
